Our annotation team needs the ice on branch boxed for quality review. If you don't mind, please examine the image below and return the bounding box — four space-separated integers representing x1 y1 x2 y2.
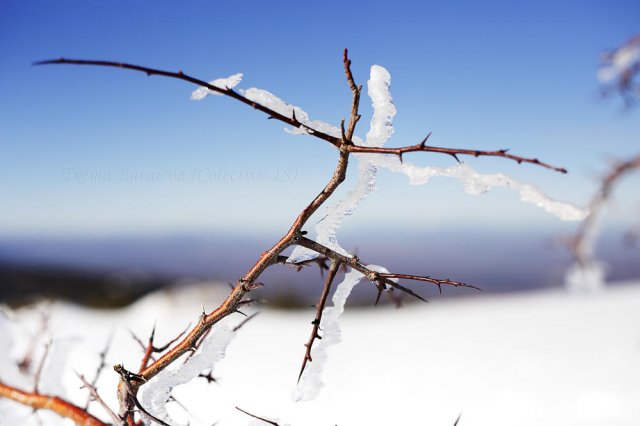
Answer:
242 88 342 138
294 266 391 402
598 37 640 83
139 324 236 425
190 73 243 100
289 66 396 263
370 157 588 221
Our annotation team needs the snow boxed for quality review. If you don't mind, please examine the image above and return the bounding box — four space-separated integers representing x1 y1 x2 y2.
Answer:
1 280 639 426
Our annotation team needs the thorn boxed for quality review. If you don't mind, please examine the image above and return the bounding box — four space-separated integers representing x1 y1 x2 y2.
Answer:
374 287 383 306
420 132 432 147
234 309 248 317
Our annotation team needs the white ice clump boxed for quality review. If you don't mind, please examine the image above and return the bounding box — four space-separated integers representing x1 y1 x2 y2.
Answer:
294 265 389 402
191 73 243 100
288 66 396 263
598 39 640 83
369 157 588 221
140 324 236 426
242 88 342 138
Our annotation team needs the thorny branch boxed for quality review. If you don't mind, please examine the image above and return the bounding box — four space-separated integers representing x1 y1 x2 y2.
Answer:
0 381 107 426
0 50 571 425
34 51 568 174
571 153 640 265
77 373 121 426
298 260 341 381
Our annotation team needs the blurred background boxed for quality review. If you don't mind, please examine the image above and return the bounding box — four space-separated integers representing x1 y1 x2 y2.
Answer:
1 0 638 307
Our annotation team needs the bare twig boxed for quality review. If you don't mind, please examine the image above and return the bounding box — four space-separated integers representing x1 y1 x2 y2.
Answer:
236 406 280 426
343 48 362 141
294 235 480 300
18 308 50 374
33 340 50 394
85 334 112 410
77 373 121 425
571 153 640 265
298 260 340 381
33 58 341 148
347 134 567 173
12 49 563 424
35 56 568 173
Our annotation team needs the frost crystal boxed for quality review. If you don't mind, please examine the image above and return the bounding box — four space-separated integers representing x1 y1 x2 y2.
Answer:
140 324 236 425
191 73 243 100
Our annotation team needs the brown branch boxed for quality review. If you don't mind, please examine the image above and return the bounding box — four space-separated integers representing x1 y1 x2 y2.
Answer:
347 133 568 173
571 153 640 265
34 57 568 173
294 235 480 300
0 382 108 426
298 260 341 381
236 406 280 426
343 48 362 141
114 364 169 426
33 58 341 149
27 50 554 421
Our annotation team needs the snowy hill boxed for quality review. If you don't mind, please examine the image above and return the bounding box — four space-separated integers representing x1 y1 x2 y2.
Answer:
1 281 639 425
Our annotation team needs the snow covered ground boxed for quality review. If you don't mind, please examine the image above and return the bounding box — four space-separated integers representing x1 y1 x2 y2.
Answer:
1 280 639 426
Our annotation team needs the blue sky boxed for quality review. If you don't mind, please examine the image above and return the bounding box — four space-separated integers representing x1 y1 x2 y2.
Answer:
1 0 638 238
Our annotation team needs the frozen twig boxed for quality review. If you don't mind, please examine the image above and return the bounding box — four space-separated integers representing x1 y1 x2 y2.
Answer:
348 135 568 173
298 260 341 381
0 49 576 424
77 373 121 425
293 235 480 301
570 153 640 266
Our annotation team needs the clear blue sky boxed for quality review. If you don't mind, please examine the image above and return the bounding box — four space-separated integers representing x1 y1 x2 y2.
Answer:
1 0 638 238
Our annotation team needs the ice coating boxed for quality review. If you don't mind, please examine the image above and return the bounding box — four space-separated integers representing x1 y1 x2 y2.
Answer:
190 73 243 100
288 65 396 263
140 324 236 425
370 156 588 221
293 266 369 402
242 88 342 138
